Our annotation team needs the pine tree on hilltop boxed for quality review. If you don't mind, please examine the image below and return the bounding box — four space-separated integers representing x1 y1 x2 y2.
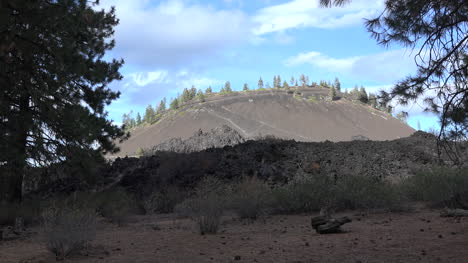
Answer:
283 81 290 90
243 83 249 91
258 77 264 90
170 98 179 110
136 113 142 126
290 77 295 86
189 85 197 100
224 81 232 93
156 98 166 115
144 105 155 123
359 86 368 104
206 86 212 94
334 77 341 93
273 76 278 88
329 86 337 101
197 90 206 102
277 75 282 88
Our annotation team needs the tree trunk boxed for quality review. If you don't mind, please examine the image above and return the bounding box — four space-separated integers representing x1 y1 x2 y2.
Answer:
3 94 31 202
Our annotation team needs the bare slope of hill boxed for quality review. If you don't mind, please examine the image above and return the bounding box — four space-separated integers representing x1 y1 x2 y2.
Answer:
115 88 415 156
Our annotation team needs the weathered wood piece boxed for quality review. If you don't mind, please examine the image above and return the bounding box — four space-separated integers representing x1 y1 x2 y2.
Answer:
440 209 468 217
311 215 352 234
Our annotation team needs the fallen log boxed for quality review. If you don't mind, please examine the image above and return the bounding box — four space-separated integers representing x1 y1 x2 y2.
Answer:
440 209 468 217
311 215 352 234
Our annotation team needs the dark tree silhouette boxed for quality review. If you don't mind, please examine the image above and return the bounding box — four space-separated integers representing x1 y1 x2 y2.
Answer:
321 0 468 164
0 0 127 200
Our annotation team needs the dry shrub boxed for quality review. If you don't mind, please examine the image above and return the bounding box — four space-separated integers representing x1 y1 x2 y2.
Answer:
175 177 225 235
271 174 333 214
402 167 468 207
144 186 187 214
41 206 97 261
227 176 272 221
92 188 135 226
334 175 407 211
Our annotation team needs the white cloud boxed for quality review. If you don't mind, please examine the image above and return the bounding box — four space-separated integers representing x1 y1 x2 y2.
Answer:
285 49 417 83
285 51 360 71
100 0 253 69
253 0 384 35
112 70 221 105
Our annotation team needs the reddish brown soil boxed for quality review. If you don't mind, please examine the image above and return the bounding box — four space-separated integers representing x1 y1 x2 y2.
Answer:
2 210 467 263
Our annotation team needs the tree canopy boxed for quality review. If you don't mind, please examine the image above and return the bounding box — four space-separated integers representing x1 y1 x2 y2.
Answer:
0 0 127 200
322 0 468 163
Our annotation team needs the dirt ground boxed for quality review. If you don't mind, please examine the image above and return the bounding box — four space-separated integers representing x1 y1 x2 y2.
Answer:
1 209 467 263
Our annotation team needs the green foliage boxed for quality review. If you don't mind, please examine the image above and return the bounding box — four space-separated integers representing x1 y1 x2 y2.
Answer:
283 81 290 90
396 111 408 122
226 177 272 221
359 86 368 103
243 83 249 91
258 77 264 90
290 76 295 86
175 177 226 235
220 81 232 94
368 93 377 108
0 199 42 226
197 90 206 102
402 167 468 207
156 98 167 115
0 0 126 200
144 186 188 214
170 98 179 110
329 86 337 100
205 86 213 94
333 176 406 211
41 206 97 260
136 113 142 126
144 104 156 123
300 74 309 88
334 77 341 92
308 96 317 103
92 189 136 226
271 174 334 214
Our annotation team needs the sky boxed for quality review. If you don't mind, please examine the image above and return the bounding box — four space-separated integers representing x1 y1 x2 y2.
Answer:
99 0 439 131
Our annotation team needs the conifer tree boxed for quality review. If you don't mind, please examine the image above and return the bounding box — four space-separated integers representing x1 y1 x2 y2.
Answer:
329 86 337 100
144 105 155 123
334 77 341 93
290 77 295 86
273 76 278 88
321 0 468 162
136 113 142 126
359 86 368 104
243 83 249 91
156 99 166 115
0 0 126 200
300 74 307 88
197 90 206 102
283 81 290 90
189 85 197 100
277 75 282 88
170 98 179 110
258 77 264 90
224 81 232 93
206 86 212 94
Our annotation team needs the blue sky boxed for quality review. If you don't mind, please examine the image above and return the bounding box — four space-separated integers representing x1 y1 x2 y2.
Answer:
100 0 439 131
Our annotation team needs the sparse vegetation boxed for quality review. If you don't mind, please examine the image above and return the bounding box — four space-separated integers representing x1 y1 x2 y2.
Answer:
402 167 468 208
175 177 226 235
41 206 97 261
227 177 272 221
92 189 136 226
144 186 188 214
